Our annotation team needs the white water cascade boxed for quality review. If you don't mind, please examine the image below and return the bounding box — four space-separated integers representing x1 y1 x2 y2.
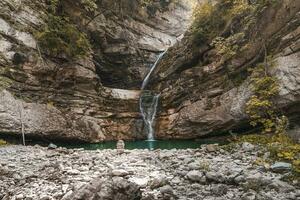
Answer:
140 51 166 141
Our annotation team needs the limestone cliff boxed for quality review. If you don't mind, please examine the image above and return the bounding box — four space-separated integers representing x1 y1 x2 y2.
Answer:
0 0 299 143
150 0 300 139
0 0 194 142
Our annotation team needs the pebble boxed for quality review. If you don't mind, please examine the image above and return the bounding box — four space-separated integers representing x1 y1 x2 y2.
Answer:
0 145 297 200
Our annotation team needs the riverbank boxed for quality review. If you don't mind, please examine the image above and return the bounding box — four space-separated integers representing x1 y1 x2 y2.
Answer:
0 144 299 200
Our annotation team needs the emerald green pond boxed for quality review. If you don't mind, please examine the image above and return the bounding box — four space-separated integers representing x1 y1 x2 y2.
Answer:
58 139 228 150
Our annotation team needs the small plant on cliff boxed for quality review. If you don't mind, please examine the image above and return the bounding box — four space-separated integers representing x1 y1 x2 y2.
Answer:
36 15 91 59
0 139 7 146
191 1 225 44
190 0 281 45
211 33 245 61
190 0 253 44
80 0 98 12
245 61 288 134
36 0 92 59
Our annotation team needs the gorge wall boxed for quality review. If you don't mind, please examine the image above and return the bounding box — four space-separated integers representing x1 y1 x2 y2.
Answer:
0 0 194 142
0 0 299 143
150 0 300 139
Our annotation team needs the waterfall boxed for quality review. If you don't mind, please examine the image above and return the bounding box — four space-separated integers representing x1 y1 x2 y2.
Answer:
141 51 167 90
140 51 166 141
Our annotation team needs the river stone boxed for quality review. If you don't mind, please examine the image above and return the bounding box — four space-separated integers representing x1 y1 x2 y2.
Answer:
206 144 219 152
270 162 292 173
149 175 168 189
128 177 149 188
241 192 256 200
188 162 200 170
48 143 57 150
112 169 129 176
241 142 255 152
159 185 174 196
211 184 228 196
186 170 203 182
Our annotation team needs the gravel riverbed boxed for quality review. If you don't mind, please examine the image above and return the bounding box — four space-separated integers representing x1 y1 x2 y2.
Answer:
0 144 299 200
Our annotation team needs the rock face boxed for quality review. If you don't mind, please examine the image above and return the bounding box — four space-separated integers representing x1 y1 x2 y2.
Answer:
150 0 300 139
0 0 299 142
0 0 194 142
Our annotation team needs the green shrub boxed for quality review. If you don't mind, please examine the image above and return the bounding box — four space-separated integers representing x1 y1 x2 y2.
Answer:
238 134 300 174
0 76 12 91
36 15 91 59
0 139 7 146
190 0 281 45
211 33 245 61
245 62 287 134
190 1 226 44
190 0 254 43
36 0 93 59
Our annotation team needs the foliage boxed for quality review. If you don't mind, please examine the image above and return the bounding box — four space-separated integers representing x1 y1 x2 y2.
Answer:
190 1 225 44
80 0 98 12
238 134 300 174
36 0 92 59
245 62 287 134
211 33 245 60
0 139 7 146
190 0 281 45
36 15 91 59
48 0 97 13
0 67 12 91
140 0 178 8
190 0 255 44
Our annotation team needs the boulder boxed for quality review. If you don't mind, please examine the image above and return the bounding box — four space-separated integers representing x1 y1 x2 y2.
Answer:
62 177 142 200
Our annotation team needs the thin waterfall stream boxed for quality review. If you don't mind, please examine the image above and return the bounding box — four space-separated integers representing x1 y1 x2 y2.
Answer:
139 51 167 141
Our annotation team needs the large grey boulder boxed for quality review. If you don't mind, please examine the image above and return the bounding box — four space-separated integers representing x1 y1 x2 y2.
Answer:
61 177 142 200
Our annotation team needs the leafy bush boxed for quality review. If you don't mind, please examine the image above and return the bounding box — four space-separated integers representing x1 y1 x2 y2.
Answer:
211 33 245 61
36 15 91 59
245 63 287 134
190 0 281 45
0 139 7 146
80 0 98 12
238 134 300 174
0 76 12 91
190 1 226 44
36 0 93 59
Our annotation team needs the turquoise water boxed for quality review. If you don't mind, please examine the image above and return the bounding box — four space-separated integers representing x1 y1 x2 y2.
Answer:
58 139 227 150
